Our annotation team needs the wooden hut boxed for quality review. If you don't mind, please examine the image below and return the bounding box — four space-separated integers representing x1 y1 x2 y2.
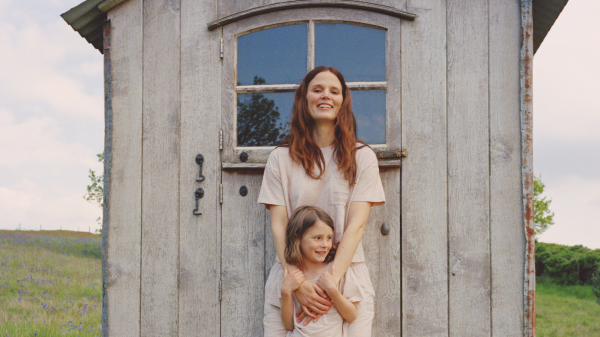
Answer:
62 0 568 336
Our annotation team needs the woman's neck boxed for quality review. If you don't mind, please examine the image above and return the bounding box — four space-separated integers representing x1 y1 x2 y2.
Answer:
312 122 336 148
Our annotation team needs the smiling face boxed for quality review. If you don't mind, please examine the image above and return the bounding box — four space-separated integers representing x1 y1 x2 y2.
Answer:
300 219 334 265
305 71 344 125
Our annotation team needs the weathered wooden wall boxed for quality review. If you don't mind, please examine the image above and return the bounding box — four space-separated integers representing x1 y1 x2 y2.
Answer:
104 0 525 335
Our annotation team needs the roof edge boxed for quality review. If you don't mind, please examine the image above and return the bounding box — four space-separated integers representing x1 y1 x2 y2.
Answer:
61 0 106 53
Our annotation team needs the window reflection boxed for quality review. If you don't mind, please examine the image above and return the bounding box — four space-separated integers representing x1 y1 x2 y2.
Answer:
352 90 386 144
237 90 294 147
315 23 386 82
237 24 307 85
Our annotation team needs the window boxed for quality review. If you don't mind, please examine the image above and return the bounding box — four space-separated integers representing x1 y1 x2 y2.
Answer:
222 9 401 164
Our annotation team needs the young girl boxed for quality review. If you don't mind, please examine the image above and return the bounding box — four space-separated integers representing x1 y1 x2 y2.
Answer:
279 206 365 336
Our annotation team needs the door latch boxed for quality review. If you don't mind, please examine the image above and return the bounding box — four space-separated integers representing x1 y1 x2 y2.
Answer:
195 154 205 182
193 188 204 215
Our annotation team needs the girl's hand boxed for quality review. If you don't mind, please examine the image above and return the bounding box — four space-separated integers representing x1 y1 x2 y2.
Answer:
281 268 305 295
316 266 339 295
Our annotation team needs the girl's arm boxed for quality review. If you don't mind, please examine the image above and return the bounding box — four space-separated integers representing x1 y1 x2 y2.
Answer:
316 266 358 322
280 292 295 330
331 201 372 284
270 205 333 319
281 268 304 330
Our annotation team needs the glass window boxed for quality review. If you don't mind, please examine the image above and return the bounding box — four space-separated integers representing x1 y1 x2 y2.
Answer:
315 23 386 82
237 92 294 147
237 24 307 85
352 90 386 144
236 22 387 147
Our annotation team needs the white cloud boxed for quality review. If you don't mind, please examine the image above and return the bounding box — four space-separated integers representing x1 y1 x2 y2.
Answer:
0 0 103 232
0 108 102 231
537 176 600 249
533 0 600 249
534 0 600 143
0 7 103 121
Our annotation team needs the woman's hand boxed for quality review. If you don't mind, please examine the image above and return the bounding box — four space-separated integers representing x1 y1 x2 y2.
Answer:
316 266 339 295
281 268 305 295
293 280 332 323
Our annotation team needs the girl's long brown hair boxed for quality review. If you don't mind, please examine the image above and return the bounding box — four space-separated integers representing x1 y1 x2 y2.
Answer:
280 66 366 186
284 206 336 270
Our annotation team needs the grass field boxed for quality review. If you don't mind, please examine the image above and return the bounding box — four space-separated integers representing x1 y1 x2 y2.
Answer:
537 277 600 336
0 230 101 336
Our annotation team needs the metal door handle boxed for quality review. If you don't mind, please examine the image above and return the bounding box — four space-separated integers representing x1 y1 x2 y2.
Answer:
193 188 204 215
195 154 205 182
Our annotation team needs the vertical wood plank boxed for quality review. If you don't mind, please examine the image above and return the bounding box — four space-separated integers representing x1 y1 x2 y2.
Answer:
221 171 266 336
447 0 490 335
178 0 221 335
265 210 277 281
489 0 524 335
401 0 448 335
362 168 401 337
141 0 181 335
105 0 143 335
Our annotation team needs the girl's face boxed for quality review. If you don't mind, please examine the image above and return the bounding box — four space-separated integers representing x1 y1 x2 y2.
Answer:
305 71 343 124
300 219 333 265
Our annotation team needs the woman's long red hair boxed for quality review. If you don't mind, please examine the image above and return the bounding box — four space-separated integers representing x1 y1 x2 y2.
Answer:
280 66 365 186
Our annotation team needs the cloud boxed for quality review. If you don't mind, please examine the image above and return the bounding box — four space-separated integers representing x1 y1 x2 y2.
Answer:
537 175 600 249
0 3 103 121
0 108 102 231
533 0 600 143
0 0 104 231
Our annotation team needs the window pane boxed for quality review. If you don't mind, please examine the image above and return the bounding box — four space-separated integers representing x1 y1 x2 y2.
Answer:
237 92 294 147
237 24 307 86
315 23 386 82
352 90 386 144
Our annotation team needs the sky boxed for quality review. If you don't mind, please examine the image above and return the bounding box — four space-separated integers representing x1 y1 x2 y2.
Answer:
0 0 598 248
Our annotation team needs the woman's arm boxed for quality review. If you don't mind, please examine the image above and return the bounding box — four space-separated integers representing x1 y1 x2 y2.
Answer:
316 266 358 322
270 205 333 319
331 201 372 284
269 205 294 272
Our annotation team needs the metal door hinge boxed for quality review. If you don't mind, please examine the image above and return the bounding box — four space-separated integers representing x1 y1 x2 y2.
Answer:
219 129 223 150
220 38 223 59
219 279 222 301
219 184 223 204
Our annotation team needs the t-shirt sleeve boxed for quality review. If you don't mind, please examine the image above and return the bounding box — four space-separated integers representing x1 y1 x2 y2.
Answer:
351 148 386 207
257 150 286 209
340 267 366 304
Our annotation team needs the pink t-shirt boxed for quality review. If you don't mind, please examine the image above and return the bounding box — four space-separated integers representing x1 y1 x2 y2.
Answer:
257 145 386 263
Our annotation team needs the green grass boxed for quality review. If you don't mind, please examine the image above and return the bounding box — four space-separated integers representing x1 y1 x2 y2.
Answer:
0 230 102 336
537 277 600 336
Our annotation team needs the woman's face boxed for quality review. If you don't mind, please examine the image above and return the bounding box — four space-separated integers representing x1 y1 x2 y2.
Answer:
305 71 343 124
300 220 333 265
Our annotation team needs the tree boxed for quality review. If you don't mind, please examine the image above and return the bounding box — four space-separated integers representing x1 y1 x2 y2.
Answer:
84 153 104 229
237 76 288 146
534 174 555 236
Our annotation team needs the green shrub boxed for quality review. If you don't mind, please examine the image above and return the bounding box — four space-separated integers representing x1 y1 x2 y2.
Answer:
536 241 600 286
591 274 600 305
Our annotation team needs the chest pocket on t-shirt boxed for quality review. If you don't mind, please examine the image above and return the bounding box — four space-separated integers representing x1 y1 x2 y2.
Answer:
330 173 350 205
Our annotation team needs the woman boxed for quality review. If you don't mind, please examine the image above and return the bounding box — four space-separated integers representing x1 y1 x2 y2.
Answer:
258 66 385 336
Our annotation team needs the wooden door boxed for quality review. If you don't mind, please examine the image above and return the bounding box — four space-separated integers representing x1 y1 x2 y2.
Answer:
219 9 402 336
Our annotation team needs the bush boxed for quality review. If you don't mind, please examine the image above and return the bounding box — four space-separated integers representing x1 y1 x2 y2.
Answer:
591 274 600 305
536 241 600 286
